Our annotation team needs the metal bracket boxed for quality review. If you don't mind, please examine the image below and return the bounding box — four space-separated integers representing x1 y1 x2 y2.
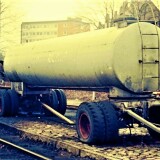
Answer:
124 108 160 134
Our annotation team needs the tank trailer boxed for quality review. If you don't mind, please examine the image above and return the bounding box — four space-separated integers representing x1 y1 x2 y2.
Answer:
0 22 160 144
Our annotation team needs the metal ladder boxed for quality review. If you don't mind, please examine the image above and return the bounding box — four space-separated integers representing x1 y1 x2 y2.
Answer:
136 3 160 91
140 25 159 91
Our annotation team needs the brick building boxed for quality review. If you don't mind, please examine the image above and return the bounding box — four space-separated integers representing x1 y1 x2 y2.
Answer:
21 18 90 44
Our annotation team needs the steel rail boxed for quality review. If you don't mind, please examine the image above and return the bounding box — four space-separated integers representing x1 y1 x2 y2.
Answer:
0 137 52 160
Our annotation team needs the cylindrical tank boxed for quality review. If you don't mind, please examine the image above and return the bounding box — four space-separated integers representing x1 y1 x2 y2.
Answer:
4 22 160 93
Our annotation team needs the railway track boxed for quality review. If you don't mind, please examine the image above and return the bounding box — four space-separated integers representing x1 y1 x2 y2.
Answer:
0 107 160 159
0 126 53 159
0 138 51 159
0 114 89 160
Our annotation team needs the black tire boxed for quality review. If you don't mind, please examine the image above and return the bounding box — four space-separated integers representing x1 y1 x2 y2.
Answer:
42 90 59 116
148 106 160 140
76 102 106 144
54 89 67 115
42 89 67 116
0 90 12 116
7 89 19 116
98 101 119 142
49 90 59 111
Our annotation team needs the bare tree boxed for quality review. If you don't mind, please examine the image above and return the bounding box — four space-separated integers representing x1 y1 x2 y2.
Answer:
75 0 122 29
151 1 160 23
0 1 9 46
120 0 160 22
0 0 22 54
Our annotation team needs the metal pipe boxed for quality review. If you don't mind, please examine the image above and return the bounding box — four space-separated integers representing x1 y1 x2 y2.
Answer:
125 109 160 133
0 138 51 160
41 103 75 125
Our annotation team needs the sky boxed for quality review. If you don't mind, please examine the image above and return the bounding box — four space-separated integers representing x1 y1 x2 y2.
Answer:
13 0 78 21
2 0 160 22
0 0 159 52
12 0 160 22
0 0 79 50
9 0 135 22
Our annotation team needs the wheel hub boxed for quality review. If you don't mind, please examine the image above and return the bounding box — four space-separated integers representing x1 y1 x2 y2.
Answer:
79 113 91 139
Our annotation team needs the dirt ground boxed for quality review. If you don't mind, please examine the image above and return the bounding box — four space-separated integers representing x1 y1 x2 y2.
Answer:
64 90 108 102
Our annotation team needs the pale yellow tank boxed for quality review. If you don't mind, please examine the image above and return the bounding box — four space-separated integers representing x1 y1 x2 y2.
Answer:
4 22 160 94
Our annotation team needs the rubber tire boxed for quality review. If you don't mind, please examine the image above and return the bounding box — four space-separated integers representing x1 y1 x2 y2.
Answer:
42 89 67 116
98 101 119 142
54 89 67 115
76 102 106 144
49 90 59 111
148 106 160 140
0 90 12 116
7 89 19 116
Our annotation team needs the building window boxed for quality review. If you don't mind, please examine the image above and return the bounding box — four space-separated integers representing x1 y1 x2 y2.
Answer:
64 23 67 27
63 31 67 35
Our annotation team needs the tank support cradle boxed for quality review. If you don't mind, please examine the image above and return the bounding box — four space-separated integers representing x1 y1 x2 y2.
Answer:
41 102 75 125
